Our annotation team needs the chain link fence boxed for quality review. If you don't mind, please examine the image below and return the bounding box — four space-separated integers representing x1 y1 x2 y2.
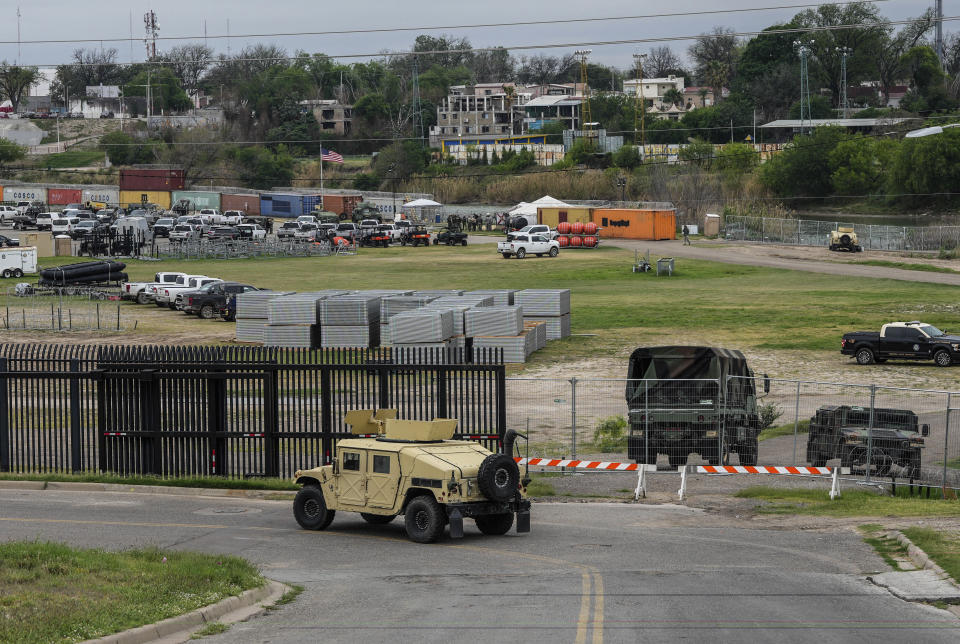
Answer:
506 376 960 490
723 215 960 252
152 238 357 260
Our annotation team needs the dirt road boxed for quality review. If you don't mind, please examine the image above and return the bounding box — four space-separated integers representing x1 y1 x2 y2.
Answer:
609 238 960 286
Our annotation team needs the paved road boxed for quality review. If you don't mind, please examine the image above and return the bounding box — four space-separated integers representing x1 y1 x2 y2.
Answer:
1 489 957 642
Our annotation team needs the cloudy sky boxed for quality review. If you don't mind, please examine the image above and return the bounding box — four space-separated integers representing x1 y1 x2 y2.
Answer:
0 0 947 71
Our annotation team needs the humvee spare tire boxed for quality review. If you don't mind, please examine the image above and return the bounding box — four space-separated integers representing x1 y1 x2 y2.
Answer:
478 453 520 502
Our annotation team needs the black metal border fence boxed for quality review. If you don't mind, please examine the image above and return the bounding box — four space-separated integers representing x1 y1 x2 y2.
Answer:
0 344 506 479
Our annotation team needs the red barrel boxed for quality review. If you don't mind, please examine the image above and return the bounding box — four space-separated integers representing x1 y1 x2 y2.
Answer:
557 222 571 235
557 235 570 248
584 222 598 235
570 235 583 247
571 221 585 235
583 236 598 247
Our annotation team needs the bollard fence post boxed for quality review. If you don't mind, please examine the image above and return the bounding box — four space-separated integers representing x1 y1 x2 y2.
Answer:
793 380 801 466
866 384 876 483
69 359 82 473
0 358 8 473
943 392 952 498
570 377 578 458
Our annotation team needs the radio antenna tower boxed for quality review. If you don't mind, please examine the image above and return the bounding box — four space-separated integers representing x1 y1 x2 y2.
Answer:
144 11 158 60
575 49 593 136
794 41 813 134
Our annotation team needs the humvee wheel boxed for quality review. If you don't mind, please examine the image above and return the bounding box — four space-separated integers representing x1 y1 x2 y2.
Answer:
738 438 759 466
855 348 875 365
461 239 467 246
811 455 827 468
475 513 514 535
668 454 686 468
478 453 520 502
293 485 335 530
404 495 445 543
360 512 395 525
934 350 952 367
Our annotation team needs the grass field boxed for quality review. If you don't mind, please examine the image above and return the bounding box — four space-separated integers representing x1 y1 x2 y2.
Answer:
736 486 960 517
0 541 263 644
36 148 105 168
20 243 960 361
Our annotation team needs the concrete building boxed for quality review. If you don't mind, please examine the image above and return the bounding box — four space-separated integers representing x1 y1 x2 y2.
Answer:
429 83 529 147
523 95 584 132
307 100 353 135
623 76 685 103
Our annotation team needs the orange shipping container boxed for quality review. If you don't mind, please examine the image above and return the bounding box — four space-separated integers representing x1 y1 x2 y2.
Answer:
537 206 592 228
591 208 677 240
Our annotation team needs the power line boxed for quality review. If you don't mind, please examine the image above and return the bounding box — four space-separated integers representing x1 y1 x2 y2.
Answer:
16 15 959 69
0 2 890 46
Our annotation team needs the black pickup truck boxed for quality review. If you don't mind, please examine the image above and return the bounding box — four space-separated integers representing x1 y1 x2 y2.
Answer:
183 282 260 319
842 321 960 367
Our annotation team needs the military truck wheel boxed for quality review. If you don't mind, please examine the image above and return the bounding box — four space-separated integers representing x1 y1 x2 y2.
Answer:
738 439 759 466
293 485 335 530
136 292 148 305
478 453 520 502
855 348 876 365
475 513 514 535
360 512 395 525
668 454 686 468
461 239 468 246
404 495 445 543
811 455 827 467
433 238 439 245
908 451 922 479
934 350 952 367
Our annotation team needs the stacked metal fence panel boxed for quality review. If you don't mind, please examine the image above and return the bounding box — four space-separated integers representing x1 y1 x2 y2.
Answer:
319 295 382 348
381 295 438 347
516 289 571 340
264 291 349 348
474 327 538 363
390 310 455 344
524 320 548 351
236 291 295 343
422 302 473 336
464 290 518 306
413 289 464 297
432 294 495 308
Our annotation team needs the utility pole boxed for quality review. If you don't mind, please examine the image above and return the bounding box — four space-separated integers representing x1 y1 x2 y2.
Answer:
837 47 852 118
16 7 21 64
794 41 813 134
632 53 647 156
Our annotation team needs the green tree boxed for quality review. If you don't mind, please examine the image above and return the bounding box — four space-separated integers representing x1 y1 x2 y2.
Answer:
679 139 715 167
353 172 381 191
612 144 641 169
123 66 192 113
680 95 754 143
888 127 960 199
661 88 684 107
373 141 430 180
645 118 686 144
788 95 835 119
899 46 957 114
99 130 155 165
565 139 599 165
759 126 849 197
0 63 40 113
714 142 758 174
829 136 896 195
233 144 295 190
0 138 26 166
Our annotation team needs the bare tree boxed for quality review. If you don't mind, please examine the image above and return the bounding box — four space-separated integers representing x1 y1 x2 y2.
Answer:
518 54 564 86
0 63 40 113
688 27 741 95
161 44 214 98
646 46 682 77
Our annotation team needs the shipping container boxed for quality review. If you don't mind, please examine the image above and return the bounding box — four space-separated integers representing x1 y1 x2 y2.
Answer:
171 190 221 211
220 193 261 215
119 168 185 191
538 206 593 228
591 208 677 240
320 194 363 216
48 188 83 206
4 185 47 203
302 194 324 214
119 190 172 210
260 193 305 217
81 187 120 206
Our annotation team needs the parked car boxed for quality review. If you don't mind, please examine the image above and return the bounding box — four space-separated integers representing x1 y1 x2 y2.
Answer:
122 271 188 304
223 210 244 225
35 213 55 231
51 216 80 236
99 111 115 118
152 218 176 238
336 222 359 239
497 234 560 259
169 224 200 242
206 226 240 240
173 277 224 311
70 220 98 238
294 223 320 241
318 223 337 240
0 205 19 224
236 223 267 240
297 215 318 226
183 282 261 318
842 321 960 367
506 224 556 241
277 221 302 240
0 233 20 247
199 208 224 224
359 218 380 233
155 275 218 309
376 222 402 242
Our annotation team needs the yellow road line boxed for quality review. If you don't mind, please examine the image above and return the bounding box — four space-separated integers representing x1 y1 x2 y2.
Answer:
576 572 592 644
592 571 605 643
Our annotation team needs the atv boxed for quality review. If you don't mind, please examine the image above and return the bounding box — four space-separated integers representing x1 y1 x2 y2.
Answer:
400 225 432 247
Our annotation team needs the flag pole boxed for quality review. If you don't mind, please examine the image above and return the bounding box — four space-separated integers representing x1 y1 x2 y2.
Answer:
319 153 324 211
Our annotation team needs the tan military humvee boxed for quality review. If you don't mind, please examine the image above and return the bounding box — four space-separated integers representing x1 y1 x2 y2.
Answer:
293 410 530 543
829 226 862 252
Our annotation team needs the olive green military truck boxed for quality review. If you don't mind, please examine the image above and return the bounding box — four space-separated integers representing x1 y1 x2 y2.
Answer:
805 405 928 478
293 410 531 543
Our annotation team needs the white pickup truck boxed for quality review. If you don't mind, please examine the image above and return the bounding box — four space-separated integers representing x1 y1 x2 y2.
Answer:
377 222 403 242
507 224 556 241
122 271 187 304
155 275 219 309
497 234 560 259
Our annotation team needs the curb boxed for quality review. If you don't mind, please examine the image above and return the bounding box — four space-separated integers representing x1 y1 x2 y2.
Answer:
891 530 959 584
0 480 296 499
80 579 288 644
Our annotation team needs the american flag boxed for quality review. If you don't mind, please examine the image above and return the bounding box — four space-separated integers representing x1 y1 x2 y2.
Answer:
321 148 344 163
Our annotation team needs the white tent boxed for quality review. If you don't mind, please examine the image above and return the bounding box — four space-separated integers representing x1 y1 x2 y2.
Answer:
508 195 573 219
402 198 442 208
401 198 443 223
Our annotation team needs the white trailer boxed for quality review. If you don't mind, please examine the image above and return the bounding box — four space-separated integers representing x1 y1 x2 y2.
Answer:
0 246 38 278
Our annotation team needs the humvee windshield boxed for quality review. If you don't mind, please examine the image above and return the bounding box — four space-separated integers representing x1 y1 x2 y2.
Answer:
843 407 918 432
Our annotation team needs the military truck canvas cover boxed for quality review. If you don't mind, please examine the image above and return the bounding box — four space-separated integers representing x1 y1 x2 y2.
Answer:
626 346 755 407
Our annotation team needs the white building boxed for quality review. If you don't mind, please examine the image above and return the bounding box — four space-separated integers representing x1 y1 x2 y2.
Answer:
623 75 685 105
